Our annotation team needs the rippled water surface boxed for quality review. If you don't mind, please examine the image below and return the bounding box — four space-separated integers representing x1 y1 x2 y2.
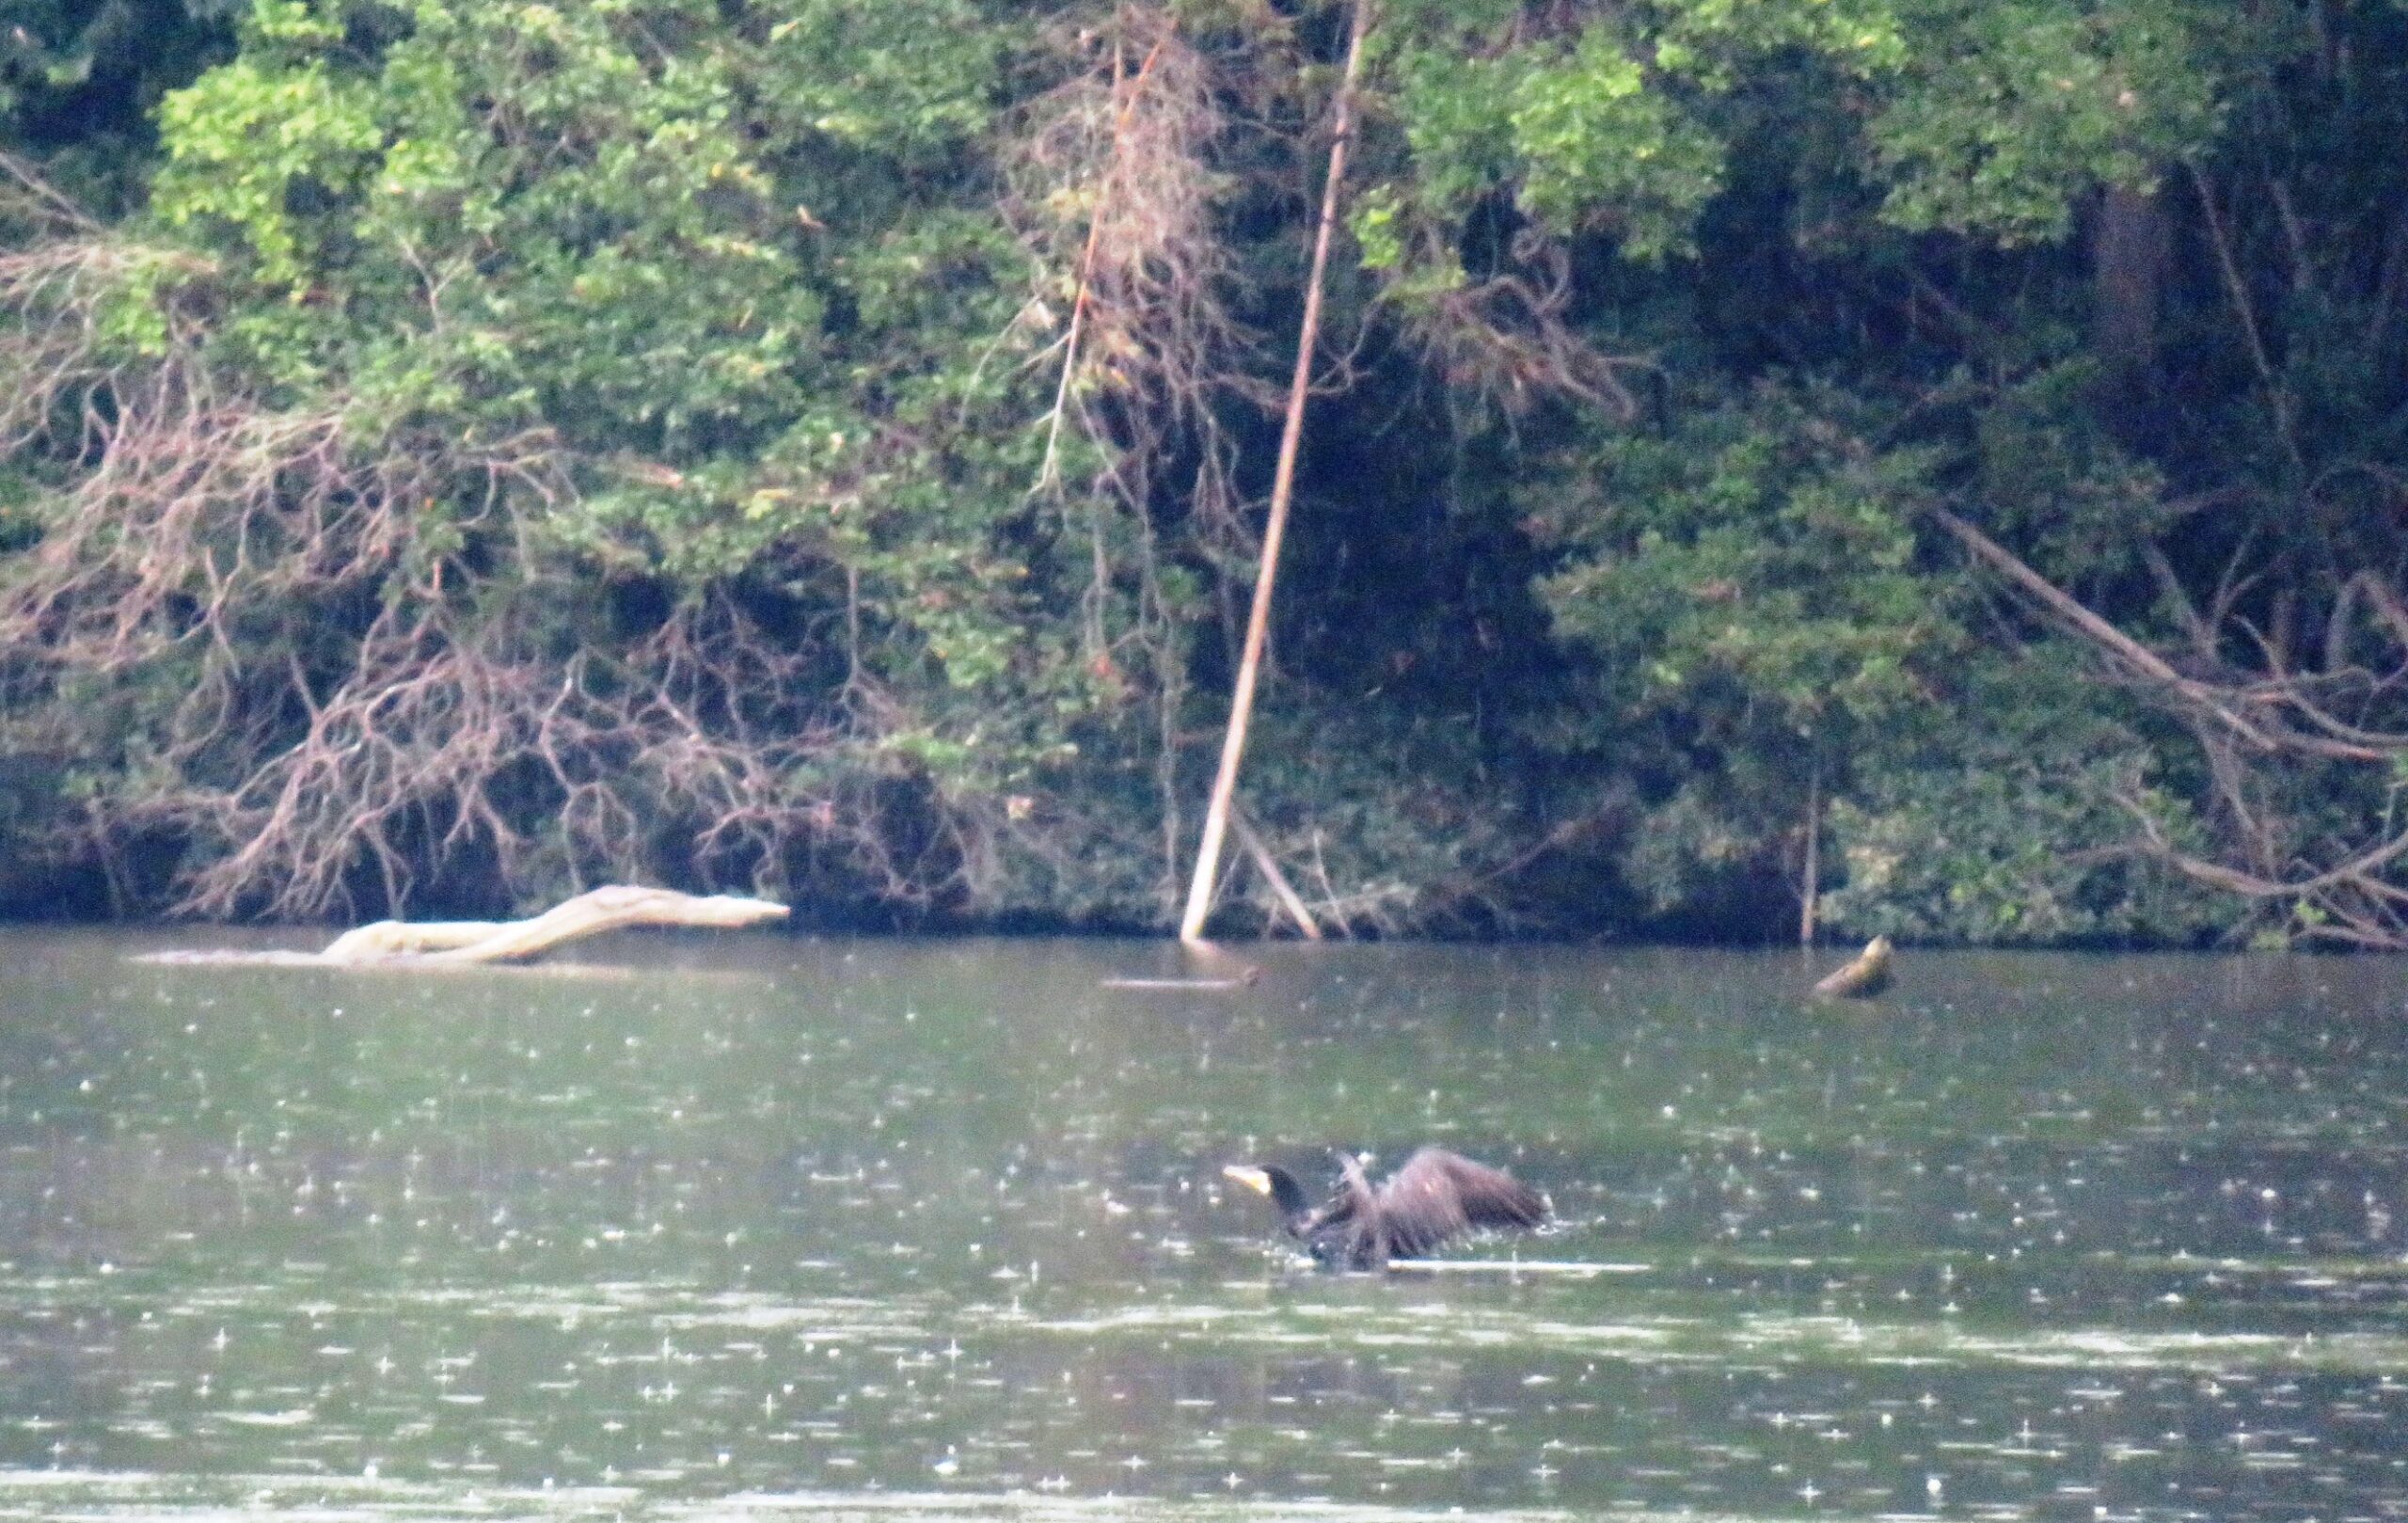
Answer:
3 929 2406 1520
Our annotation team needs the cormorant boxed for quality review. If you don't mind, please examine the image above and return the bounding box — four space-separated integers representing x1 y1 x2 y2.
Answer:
1223 1147 1549 1269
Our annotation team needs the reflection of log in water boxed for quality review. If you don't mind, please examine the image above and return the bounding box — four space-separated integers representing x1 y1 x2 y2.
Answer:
1384 1259 1642 1277
133 885 788 968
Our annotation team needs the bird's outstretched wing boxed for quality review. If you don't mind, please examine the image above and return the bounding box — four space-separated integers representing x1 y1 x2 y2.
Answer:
1382 1147 1548 1256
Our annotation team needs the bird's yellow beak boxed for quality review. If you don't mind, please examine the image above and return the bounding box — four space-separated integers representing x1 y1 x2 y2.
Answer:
1222 1165 1273 1196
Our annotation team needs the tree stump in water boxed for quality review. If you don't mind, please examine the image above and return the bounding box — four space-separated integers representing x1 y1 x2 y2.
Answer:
1812 935 1895 999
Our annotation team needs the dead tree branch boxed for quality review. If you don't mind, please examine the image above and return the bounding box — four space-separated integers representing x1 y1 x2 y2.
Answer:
0 227 994 921
1936 506 2408 946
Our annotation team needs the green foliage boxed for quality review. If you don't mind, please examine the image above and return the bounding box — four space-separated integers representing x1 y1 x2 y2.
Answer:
139 0 1037 631
1 0 237 210
1535 383 1952 736
1818 656 2232 944
1867 0 2227 242
152 51 379 288
3 0 1147 917
1372 0 1909 264
8 0 2408 942
1505 33 1724 257
1962 361 2173 585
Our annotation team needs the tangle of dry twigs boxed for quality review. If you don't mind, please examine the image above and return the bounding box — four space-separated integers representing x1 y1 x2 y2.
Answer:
0 233 996 920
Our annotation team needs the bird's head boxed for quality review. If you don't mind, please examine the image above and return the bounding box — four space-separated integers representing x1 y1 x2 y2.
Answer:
1223 1162 1314 1221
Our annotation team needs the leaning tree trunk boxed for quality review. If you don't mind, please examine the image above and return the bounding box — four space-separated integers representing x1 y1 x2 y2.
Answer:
1176 0 1371 944
1798 752 1821 946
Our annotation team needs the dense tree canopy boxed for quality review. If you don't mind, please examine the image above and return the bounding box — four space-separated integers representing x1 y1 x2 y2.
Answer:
3 0 2405 946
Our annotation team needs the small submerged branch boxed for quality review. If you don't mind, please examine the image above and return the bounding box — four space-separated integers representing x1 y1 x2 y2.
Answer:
1099 967 1260 992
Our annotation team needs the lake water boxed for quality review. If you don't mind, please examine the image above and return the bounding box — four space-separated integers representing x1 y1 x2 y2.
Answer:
1 928 2404 1521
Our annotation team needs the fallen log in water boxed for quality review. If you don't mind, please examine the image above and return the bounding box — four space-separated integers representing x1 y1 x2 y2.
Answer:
135 885 789 968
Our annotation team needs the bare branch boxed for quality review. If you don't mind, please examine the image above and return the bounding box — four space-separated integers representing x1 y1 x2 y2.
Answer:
1942 505 2408 947
0 236 1001 920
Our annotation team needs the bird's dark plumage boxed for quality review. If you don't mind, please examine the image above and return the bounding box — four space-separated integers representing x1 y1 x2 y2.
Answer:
1224 1147 1548 1270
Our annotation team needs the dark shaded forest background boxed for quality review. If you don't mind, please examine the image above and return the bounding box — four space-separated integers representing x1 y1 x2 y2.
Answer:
4 0 2406 947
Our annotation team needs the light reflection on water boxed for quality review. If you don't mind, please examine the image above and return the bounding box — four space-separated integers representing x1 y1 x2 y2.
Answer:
2 929 2407 1518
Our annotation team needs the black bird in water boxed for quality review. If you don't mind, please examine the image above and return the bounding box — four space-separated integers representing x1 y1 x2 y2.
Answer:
1223 1147 1549 1270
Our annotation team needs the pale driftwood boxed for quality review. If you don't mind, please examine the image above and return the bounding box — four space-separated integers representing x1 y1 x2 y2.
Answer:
321 885 788 965
135 947 651 976
1812 934 1895 999
317 920 530 959
136 885 788 968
